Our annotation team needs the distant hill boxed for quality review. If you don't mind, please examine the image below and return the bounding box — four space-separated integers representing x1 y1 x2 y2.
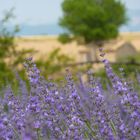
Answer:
17 24 65 36
15 9 140 36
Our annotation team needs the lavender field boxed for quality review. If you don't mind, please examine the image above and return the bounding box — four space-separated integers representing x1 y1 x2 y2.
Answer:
0 48 140 140
1 0 140 139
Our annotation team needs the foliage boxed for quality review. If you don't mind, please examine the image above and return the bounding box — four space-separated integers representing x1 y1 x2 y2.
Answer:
0 56 140 139
114 53 140 77
36 48 74 79
117 52 140 63
58 33 72 43
0 8 18 60
59 0 127 45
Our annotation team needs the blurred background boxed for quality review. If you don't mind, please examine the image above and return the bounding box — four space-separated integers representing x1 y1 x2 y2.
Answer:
0 0 140 88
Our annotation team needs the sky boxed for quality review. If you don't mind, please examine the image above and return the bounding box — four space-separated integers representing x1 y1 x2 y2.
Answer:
0 0 140 25
0 0 63 25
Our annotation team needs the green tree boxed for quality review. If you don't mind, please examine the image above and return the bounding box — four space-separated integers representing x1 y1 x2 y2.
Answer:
59 0 127 60
0 9 34 66
0 8 17 60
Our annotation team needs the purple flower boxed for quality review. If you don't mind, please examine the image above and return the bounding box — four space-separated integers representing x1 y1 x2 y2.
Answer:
0 57 140 139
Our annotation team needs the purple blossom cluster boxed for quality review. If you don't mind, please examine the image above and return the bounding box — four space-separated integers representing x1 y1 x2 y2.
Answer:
0 56 140 140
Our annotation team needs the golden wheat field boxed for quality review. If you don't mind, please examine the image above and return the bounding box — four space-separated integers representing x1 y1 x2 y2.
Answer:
15 32 140 62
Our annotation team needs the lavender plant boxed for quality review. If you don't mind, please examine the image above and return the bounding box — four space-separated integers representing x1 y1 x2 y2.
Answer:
0 53 140 140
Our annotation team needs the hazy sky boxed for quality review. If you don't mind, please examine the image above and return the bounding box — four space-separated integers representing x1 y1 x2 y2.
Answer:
0 0 140 25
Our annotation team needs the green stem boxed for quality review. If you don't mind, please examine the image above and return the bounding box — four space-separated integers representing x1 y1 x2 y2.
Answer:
110 120 117 136
85 120 96 139
37 129 42 140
